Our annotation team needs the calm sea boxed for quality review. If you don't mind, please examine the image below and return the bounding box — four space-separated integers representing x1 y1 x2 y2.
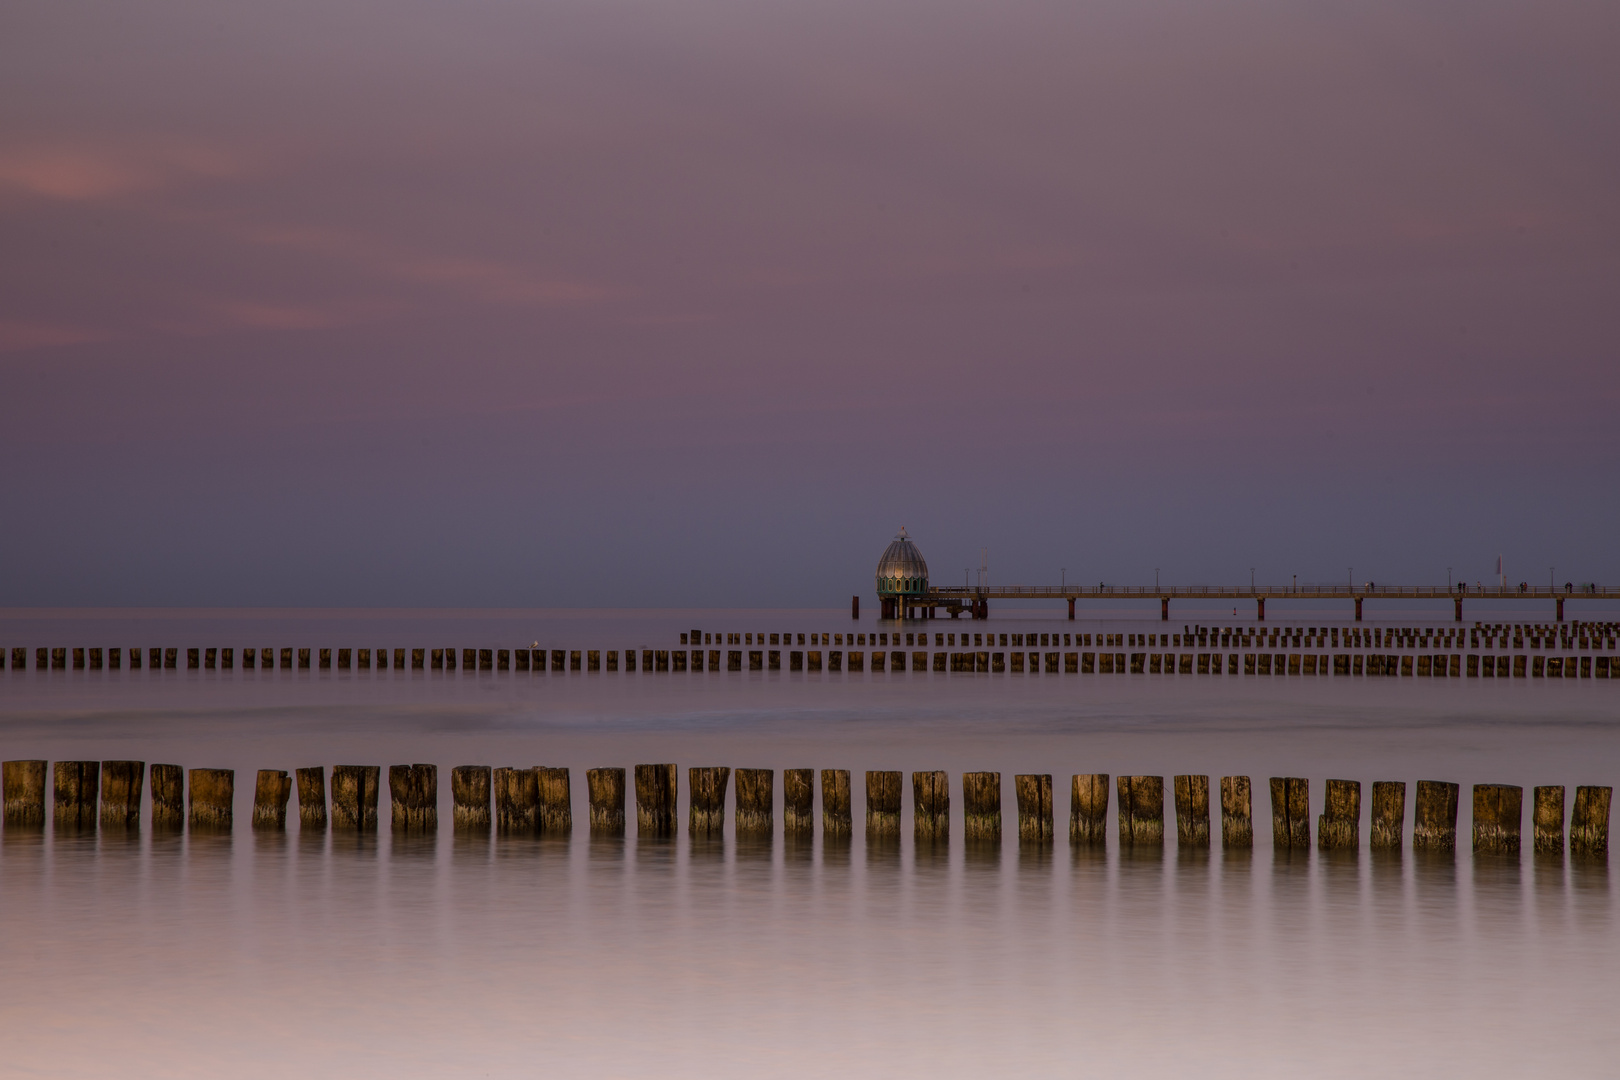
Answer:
1 608 1616 1078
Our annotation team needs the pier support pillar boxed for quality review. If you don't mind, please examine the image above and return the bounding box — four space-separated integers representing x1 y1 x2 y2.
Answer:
1355 597 1363 621
1556 596 1565 621
1068 597 1076 620
851 595 859 620
1455 597 1463 622
1160 597 1168 621
1257 597 1266 621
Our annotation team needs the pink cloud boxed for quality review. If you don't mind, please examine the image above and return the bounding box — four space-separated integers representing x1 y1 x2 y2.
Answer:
0 141 251 202
0 320 107 352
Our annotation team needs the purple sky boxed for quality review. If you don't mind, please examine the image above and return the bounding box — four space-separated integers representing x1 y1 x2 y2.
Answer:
2 0 1617 607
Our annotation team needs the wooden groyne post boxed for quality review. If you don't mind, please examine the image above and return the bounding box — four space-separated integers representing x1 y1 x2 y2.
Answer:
1117 775 1164 845
1070 773 1109 845
736 768 773 838
913 770 949 841
1570 786 1612 856
331 765 381 830
1269 777 1310 849
1318 779 1360 850
1473 784 1523 854
297 767 328 829
783 768 813 838
635 764 677 837
1413 780 1459 850
587 767 625 835
54 761 99 829
100 761 144 830
689 767 730 837
151 764 184 829
494 767 538 834
1174 774 1209 847
451 766 491 830
1220 776 1252 848
188 768 234 830
1370 781 1405 849
866 770 902 839
389 764 437 832
537 767 571 836
252 769 291 829
963 771 1000 841
1533 786 1564 854
1015 774 1053 842
822 769 852 839
2 760 46 826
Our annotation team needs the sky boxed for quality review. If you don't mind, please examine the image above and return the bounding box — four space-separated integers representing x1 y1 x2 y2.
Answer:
2 0 1617 608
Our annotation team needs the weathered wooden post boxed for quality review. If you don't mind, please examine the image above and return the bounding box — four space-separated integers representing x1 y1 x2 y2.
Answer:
1318 779 1360 849
331 765 381 830
1472 784 1522 854
536 767 571 835
494 767 538 834
587 767 625 835
735 768 773 838
1174 775 1210 846
1117 775 1165 845
296 767 327 829
97 761 144 829
784 768 813 837
913 771 949 841
689 767 730 837
1220 776 1253 848
1570 786 1612 856
450 766 491 829
866 770 902 839
3 760 47 826
188 768 234 830
1412 780 1460 850
963 771 1000 841
54 761 99 829
252 770 291 828
1533 785 1564 854
1070 773 1110 845
635 764 678 837
1015 774 1053 842
1370 781 1405 849
822 769 852 839
389 764 437 832
1269 777 1310 849
151 764 184 829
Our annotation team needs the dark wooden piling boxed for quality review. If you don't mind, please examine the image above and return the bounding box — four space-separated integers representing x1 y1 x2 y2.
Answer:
689 767 730 837
784 768 814 837
913 771 949 841
331 765 381 830
635 764 678 837
451 766 491 830
99 761 144 829
1117 775 1164 845
1070 773 1110 845
1318 779 1360 850
53 761 100 829
1015 774 1054 842
1472 784 1522 854
188 768 234 830
389 764 437 832
823 769 852 839
494 767 538 834
1269 777 1310 849
866 770 902 839
963 771 1000 841
1533 785 1565 854
1174 775 1210 847
1220 776 1253 848
297 767 328 829
537 767 571 835
1570 786 1611 856
3 760 48 826
735 768 773 838
1370 781 1405 849
252 770 291 828
151 764 184 829
1412 780 1460 850
587 767 626 835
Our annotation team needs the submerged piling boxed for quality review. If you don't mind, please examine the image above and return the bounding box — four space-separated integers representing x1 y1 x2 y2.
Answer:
822 769 852 839
1570 786 1611 856
537 767 571 835
1220 776 1253 848
1117 775 1164 845
587 767 625 835
1318 779 1360 850
963 771 1000 841
866 770 902 839
451 766 492 830
151 764 184 829
99 761 144 830
2 760 47 826
1533 785 1565 854
735 768 773 838
188 768 234 830
1015 774 1054 842
389 764 437 832
635 764 677 837
913 770 949 842
297 767 328 829
1473 784 1523 854
54 761 100 829
494 767 538 834
1370 781 1405 849
783 768 813 838
689 767 730 837
1413 780 1460 850
331 765 381 830
1269 777 1310 849
252 770 292 829
1174 774 1210 847
1070 773 1110 846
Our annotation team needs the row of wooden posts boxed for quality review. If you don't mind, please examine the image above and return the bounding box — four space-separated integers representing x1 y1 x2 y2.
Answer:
3 761 1610 857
